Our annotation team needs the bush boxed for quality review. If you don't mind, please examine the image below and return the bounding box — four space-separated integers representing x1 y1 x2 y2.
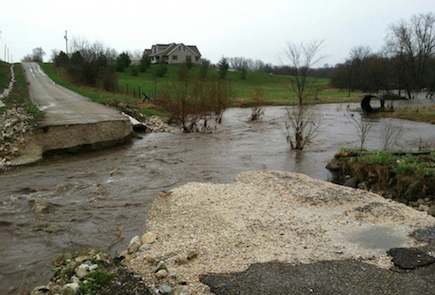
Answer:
153 64 168 78
130 65 139 76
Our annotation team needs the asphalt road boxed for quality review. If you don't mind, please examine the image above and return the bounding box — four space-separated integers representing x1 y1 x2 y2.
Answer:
22 62 128 126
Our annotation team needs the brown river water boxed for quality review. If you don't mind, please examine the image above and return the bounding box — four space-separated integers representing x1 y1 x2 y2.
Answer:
0 103 434 294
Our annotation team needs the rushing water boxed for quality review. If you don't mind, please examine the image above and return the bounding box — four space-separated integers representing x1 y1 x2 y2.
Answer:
0 103 434 294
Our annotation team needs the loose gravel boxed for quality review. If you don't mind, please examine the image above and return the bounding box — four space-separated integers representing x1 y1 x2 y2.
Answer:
127 170 435 294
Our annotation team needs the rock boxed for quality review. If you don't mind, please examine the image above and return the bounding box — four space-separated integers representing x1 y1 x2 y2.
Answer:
31 285 50 295
119 249 135 261
60 283 80 295
158 284 173 294
187 250 198 260
343 177 359 188
173 285 190 295
155 260 167 271
358 181 369 190
388 247 435 269
155 269 168 279
139 244 150 251
75 263 90 279
175 255 189 265
428 205 435 217
418 204 429 212
71 276 80 284
145 255 157 264
325 158 341 171
128 235 142 254
141 232 157 244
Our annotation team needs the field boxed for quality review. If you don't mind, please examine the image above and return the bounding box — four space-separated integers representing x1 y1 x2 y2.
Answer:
1 63 433 124
39 63 362 114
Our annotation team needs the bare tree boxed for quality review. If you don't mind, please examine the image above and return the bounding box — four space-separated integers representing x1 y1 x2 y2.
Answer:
345 112 374 151
250 86 265 121
386 12 435 98
380 120 403 150
283 40 325 105
285 106 321 150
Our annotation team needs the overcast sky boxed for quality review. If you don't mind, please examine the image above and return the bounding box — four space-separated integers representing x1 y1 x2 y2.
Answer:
0 0 433 66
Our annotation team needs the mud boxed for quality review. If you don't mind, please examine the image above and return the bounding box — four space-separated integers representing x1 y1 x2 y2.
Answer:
0 103 434 294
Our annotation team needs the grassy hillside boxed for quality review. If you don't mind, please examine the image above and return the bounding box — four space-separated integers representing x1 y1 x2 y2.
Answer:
40 63 363 117
116 64 362 106
0 61 11 91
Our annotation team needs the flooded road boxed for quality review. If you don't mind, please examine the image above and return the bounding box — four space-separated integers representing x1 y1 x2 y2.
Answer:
0 103 434 294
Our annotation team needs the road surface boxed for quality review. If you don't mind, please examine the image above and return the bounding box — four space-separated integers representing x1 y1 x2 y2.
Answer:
22 62 128 126
15 62 132 161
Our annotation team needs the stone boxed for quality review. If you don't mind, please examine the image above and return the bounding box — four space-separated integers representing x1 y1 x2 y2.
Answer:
60 283 80 295
139 244 150 251
155 260 167 271
128 235 142 254
75 263 90 279
31 285 50 295
158 284 173 294
145 255 157 263
71 276 80 284
141 232 158 244
175 255 189 265
343 177 359 188
155 269 168 279
187 250 198 260
119 250 135 261
173 285 190 295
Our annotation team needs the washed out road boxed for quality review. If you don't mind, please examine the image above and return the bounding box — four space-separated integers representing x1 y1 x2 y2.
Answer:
22 62 128 126
18 62 131 158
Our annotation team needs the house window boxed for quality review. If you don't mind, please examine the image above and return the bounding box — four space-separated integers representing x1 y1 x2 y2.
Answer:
186 55 192 62
180 45 185 52
172 55 178 61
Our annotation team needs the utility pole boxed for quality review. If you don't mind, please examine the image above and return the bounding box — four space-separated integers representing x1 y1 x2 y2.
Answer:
0 30 2 61
64 30 68 55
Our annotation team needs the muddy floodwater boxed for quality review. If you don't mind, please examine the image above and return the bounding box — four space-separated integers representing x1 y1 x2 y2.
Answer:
1 103 434 294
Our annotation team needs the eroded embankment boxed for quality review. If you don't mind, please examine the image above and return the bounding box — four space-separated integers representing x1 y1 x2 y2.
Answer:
327 150 435 216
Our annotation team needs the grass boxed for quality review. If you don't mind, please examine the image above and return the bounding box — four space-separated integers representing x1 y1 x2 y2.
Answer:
40 63 363 117
39 63 165 116
117 64 362 106
0 61 11 90
375 105 435 124
0 63 44 122
337 149 435 199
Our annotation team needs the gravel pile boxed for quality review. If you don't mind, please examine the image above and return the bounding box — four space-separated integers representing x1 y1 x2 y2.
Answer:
126 170 435 294
143 115 173 132
0 107 33 168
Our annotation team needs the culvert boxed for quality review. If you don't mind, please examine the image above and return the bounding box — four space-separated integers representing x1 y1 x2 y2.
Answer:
361 94 385 113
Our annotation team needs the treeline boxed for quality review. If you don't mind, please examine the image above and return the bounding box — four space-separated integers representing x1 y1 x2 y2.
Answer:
330 13 435 99
53 40 118 92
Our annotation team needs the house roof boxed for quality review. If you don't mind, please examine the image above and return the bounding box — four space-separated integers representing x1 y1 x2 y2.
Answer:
148 43 201 58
